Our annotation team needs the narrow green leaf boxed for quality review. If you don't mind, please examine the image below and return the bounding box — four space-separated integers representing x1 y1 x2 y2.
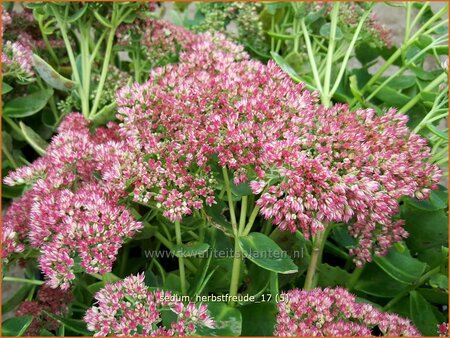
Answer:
320 23 343 40
374 86 410 107
239 232 298 274
2 82 13 95
19 122 48 155
86 281 105 295
270 52 302 83
410 290 439 335
387 75 416 89
67 5 89 23
354 264 409 298
373 248 427 284
3 89 54 118
43 313 91 336
426 123 448 140
32 54 76 91
93 10 113 28
2 285 32 314
2 316 33 336
429 273 448 289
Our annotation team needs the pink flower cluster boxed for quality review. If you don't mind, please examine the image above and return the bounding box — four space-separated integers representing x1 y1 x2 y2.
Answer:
3 113 142 289
1 40 34 83
115 29 439 264
255 105 441 266
84 274 214 336
16 285 73 335
274 287 420 336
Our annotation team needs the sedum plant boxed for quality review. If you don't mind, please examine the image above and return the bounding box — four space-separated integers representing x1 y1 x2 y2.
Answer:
1 2 448 337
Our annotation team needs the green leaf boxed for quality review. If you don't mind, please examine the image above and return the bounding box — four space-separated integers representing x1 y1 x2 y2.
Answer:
93 10 112 28
245 261 271 296
401 203 448 253
172 242 210 257
230 180 252 197
3 89 54 118
2 184 26 199
304 6 327 24
39 329 55 336
87 281 104 295
270 52 302 83
355 264 410 298
32 54 76 91
132 221 157 240
318 263 351 288
387 75 416 89
373 86 410 107
19 122 48 155
164 272 190 293
67 5 89 23
91 102 117 125
43 313 91 336
373 248 427 284
418 288 449 305
196 302 242 336
415 34 434 49
410 290 439 335
102 272 120 283
349 75 363 102
239 233 298 274
2 82 13 95
355 43 379 65
406 186 448 211
429 273 448 289
240 302 277 336
426 123 448 140
2 316 33 336
2 285 32 314
319 23 343 40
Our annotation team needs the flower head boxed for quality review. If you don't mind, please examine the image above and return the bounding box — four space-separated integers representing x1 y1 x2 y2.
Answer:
274 288 420 336
2 40 34 83
84 274 214 336
3 113 142 289
115 29 438 265
16 285 72 335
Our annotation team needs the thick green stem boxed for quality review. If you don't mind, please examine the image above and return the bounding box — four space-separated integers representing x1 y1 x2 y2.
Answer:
322 2 340 107
269 271 279 301
222 167 238 235
79 22 92 115
301 20 324 95
330 8 371 97
3 276 44 285
361 5 447 96
303 228 328 290
404 2 412 43
51 6 87 116
229 237 242 303
174 220 187 295
238 196 248 234
399 73 447 113
229 195 249 304
89 27 116 118
3 116 23 136
347 266 364 291
242 205 261 236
